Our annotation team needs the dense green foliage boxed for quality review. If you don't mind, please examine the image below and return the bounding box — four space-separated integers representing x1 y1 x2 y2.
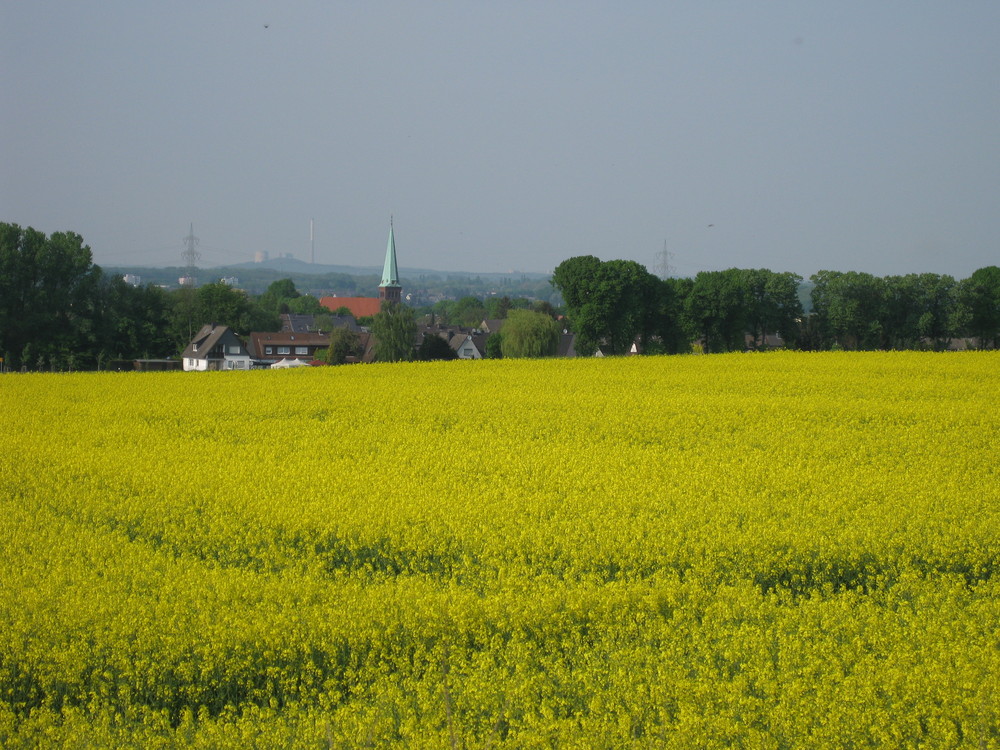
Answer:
4 223 999 371
553 254 1000 354
0 224 174 369
552 256 666 355
323 327 363 365
499 309 561 358
369 301 417 362
415 332 459 361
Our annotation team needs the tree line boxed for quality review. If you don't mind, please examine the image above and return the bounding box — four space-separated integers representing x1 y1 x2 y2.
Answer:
361 302 563 363
552 256 1000 355
0 225 332 371
3 223 998 370
0 224 566 369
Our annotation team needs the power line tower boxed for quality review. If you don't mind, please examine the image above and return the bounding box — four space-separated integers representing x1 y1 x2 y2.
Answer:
181 223 200 285
655 240 675 279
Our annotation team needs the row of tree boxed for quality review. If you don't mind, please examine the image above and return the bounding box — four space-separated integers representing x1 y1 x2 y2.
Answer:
807 268 1000 351
552 256 1000 355
4 223 997 370
357 303 563 364
0 223 566 370
0 224 333 371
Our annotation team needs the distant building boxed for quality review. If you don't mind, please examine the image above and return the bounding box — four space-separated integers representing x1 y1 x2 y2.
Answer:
449 332 486 359
248 331 330 365
378 218 402 305
122 274 141 286
318 296 383 319
181 325 252 371
320 220 402 318
280 313 358 334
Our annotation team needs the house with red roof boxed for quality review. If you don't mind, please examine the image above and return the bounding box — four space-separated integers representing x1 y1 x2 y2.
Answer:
320 219 402 320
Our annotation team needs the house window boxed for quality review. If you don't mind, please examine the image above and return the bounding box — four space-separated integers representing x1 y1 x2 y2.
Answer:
265 347 273 355
463 348 473 356
277 346 290 355
295 346 308 355
228 345 241 354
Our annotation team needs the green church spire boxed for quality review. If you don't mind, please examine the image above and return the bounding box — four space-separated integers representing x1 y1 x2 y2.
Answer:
378 217 402 305
381 217 400 289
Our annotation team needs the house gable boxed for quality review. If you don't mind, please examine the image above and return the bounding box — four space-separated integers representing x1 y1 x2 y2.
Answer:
449 333 483 359
182 325 252 371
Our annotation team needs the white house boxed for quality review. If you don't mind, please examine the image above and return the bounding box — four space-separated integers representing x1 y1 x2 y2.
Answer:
181 325 253 371
449 332 485 359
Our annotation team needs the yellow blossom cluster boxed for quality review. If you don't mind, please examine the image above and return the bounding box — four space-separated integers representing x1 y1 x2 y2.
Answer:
1 351 998 747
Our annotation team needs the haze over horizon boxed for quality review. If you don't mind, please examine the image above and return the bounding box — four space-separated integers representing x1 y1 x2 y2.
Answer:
3 2 998 280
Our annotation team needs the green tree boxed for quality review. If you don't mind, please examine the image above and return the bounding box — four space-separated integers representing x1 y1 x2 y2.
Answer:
324 327 363 365
416 333 458 361
91 275 173 363
485 330 504 358
744 269 804 349
683 269 749 353
881 273 958 350
370 302 417 362
286 294 326 315
810 270 885 350
958 266 1000 349
500 309 561 358
257 278 328 317
531 300 557 318
431 299 457 325
166 283 277 351
0 223 180 369
258 278 300 314
484 295 513 320
653 276 692 354
453 295 488 327
551 256 660 356
0 224 106 368
551 255 604 355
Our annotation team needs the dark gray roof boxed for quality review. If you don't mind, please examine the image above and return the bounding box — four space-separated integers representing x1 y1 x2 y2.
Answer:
181 325 247 360
481 319 505 333
557 332 577 358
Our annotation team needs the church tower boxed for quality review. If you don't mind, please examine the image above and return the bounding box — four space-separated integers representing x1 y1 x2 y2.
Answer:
378 218 402 305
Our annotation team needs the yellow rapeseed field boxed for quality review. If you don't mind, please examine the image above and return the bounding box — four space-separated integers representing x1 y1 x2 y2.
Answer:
1 351 998 748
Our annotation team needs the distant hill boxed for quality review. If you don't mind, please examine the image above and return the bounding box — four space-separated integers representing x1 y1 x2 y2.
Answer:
110 256 551 281
102 260 560 302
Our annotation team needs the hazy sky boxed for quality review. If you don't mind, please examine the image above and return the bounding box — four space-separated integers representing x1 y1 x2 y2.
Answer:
3 2 998 278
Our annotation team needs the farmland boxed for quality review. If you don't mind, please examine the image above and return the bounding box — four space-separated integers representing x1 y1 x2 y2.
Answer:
1 352 998 747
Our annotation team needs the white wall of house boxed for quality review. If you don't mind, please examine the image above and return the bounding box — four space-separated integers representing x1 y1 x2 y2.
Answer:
222 353 252 370
183 350 252 372
454 335 482 359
